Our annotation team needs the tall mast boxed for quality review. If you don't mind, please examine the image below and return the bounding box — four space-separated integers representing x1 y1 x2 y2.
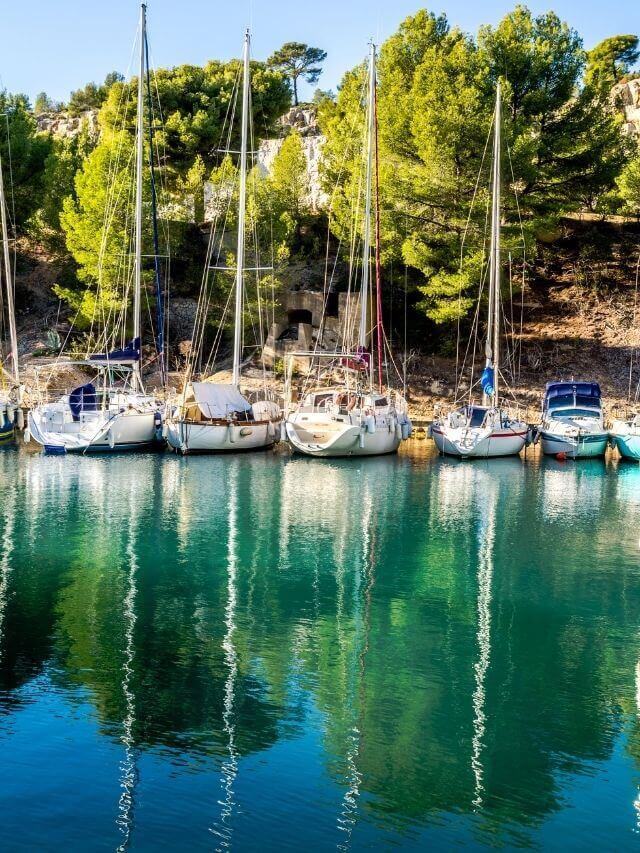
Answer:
358 43 376 355
485 81 501 408
232 30 250 387
133 3 146 391
0 152 19 388
373 50 383 394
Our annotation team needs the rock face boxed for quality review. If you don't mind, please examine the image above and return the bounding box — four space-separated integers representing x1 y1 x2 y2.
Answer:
613 79 640 136
35 110 99 140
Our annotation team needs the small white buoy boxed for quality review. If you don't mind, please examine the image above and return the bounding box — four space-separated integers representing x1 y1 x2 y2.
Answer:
16 408 24 430
23 427 31 444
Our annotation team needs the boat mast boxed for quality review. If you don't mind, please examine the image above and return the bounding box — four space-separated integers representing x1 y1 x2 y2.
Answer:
0 152 19 389
232 30 250 388
133 3 146 391
373 48 384 394
358 43 376 370
485 81 501 408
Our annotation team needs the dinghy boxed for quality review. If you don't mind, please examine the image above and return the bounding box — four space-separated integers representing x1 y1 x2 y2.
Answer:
431 82 528 459
537 381 609 459
165 30 281 454
284 44 411 458
27 5 166 454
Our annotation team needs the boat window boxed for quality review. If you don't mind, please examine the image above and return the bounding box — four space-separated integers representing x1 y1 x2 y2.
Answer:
314 393 334 409
468 407 487 427
374 397 388 407
551 408 599 419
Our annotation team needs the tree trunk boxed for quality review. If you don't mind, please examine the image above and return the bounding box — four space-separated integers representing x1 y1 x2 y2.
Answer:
292 74 298 106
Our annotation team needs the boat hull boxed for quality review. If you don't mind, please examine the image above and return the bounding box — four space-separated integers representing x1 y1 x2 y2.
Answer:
431 425 527 458
0 413 14 443
286 419 400 457
611 431 640 461
28 409 161 454
166 419 279 454
538 430 609 459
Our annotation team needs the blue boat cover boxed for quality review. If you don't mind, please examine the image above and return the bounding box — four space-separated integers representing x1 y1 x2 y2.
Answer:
543 381 601 412
90 337 140 364
481 366 495 396
69 382 98 422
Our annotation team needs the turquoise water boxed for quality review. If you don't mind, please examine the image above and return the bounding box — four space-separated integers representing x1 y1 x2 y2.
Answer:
1 443 640 850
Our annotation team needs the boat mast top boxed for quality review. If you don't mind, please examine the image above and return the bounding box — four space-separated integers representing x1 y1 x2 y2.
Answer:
232 29 251 388
0 150 19 388
358 43 376 357
485 81 501 408
133 2 146 391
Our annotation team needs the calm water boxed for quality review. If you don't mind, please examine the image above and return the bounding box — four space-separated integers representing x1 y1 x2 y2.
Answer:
0 442 640 850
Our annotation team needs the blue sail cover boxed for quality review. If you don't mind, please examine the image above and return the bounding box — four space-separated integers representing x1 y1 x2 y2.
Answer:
90 337 141 364
481 366 495 396
543 381 601 413
69 382 97 422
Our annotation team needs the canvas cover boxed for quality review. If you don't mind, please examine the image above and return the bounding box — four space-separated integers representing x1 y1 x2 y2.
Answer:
191 383 251 419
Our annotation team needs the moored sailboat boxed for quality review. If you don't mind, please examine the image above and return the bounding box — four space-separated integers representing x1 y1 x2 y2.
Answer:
431 82 528 459
27 4 164 454
165 30 281 455
284 44 411 458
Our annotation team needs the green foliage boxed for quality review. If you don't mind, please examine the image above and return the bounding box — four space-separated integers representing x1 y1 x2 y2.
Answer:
0 91 51 233
67 72 124 116
267 43 327 105
617 153 640 215
270 131 309 218
586 35 639 96
321 5 631 324
32 127 95 255
58 132 135 325
99 61 290 179
34 92 60 115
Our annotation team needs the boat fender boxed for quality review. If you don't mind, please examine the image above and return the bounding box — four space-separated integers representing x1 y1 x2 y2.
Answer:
366 415 376 434
108 428 115 449
23 427 30 444
154 411 163 440
228 422 236 443
401 421 411 440
162 422 168 439
358 431 365 449
6 405 14 424
16 408 24 430
267 420 275 439
280 421 287 443
240 427 253 437
395 421 402 440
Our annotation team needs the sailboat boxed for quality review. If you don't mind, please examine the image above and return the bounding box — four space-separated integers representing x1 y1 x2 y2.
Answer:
284 44 412 458
609 292 640 459
165 30 281 455
27 4 164 454
0 145 21 442
430 82 528 459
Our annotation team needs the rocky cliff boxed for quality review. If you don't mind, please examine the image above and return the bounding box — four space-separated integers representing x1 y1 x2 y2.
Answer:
613 78 640 136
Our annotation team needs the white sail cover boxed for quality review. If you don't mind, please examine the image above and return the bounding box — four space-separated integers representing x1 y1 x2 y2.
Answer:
191 383 251 419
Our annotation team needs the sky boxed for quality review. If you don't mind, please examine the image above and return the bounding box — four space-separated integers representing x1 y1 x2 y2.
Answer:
2 0 637 105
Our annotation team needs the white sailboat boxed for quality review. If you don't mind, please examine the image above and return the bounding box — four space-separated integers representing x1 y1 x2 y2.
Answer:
0 144 21 441
284 44 411 458
165 30 281 455
27 4 163 454
431 82 528 459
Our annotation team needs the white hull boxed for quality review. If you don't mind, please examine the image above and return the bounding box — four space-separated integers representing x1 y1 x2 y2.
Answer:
28 405 161 454
166 418 279 454
286 415 402 458
538 429 609 459
431 423 527 458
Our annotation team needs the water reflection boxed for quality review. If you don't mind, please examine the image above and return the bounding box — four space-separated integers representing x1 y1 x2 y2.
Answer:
0 447 638 849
